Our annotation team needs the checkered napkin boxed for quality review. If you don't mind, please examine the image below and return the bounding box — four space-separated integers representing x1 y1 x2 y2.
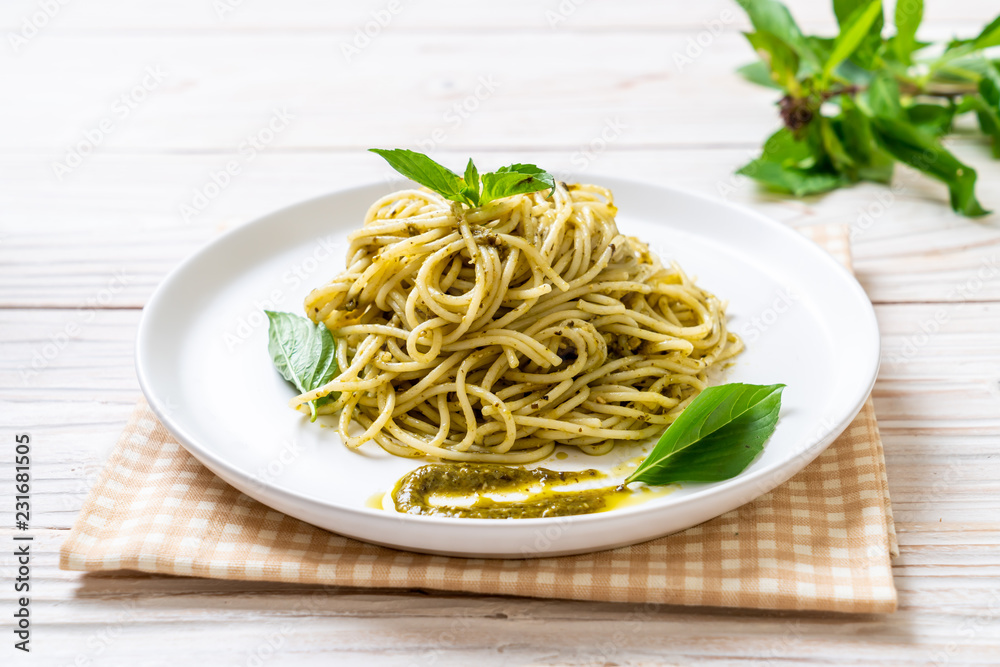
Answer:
61 224 899 613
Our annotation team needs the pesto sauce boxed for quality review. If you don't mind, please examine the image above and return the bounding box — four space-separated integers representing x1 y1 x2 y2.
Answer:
391 463 628 519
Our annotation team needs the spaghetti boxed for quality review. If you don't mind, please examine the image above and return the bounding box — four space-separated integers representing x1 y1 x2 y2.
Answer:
293 182 742 462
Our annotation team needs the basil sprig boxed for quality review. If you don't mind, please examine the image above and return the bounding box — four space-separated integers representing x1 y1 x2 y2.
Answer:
370 148 555 208
735 0 997 216
626 383 785 486
265 311 339 421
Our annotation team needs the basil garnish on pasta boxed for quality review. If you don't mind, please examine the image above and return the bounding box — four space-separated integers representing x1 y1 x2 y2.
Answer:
264 151 759 475
369 149 555 208
260 151 788 519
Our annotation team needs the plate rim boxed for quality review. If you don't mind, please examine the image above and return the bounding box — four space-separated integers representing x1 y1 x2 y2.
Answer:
136 175 880 534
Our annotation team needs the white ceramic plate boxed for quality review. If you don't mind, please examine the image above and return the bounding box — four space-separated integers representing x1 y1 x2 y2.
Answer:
136 176 879 558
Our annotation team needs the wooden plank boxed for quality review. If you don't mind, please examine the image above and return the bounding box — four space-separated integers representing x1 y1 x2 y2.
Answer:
5 24 995 153
4 531 999 665
6 32 779 151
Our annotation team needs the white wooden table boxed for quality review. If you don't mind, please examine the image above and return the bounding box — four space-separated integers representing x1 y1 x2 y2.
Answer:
3 1 999 664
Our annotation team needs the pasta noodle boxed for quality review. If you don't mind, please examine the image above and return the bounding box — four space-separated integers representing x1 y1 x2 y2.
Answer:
293 182 742 463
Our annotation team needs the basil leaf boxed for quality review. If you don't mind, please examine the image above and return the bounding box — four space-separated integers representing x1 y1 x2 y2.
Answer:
856 153 895 183
480 164 555 205
737 127 847 195
807 35 835 65
737 158 847 196
906 102 956 136
626 383 785 486
369 148 465 204
744 29 801 91
831 0 884 71
953 96 979 115
737 61 784 89
870 117 990 216
893 0 923 65
371 150 554 208
819 116 856 172
496 163 552 180
831 56 876 85
841 98 895 183
824 0 884 78
967 96 1000 159
976 61 1000 157
866 71 904 119
461 158 481 206
760 127 816 167
976 108 1000 158
265 311 339 421
974 15 1000 49
735 0 820 69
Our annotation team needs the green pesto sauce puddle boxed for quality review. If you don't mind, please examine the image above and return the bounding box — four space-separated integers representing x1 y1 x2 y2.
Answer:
391 463 629 519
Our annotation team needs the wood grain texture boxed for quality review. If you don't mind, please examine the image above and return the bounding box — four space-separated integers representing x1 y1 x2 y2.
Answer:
3 0 1000 664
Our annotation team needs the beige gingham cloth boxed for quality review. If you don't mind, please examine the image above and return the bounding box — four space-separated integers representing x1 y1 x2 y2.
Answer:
61 224 898 613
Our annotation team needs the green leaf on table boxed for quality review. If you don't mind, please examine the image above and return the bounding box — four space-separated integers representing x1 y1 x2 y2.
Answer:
943 37 973 53
737 61 784 89
265 311 339 421
826 0 884 76
738 127 846 196
906 102 956 136
626 383 785 486
885 36 931 65
870 117 990 216
480 164 555 206
841 98 895 182
980 60 1000 108
731 0 995 216
832 56 877 84
761 127 819 167
866 71 904 119
967 64 1000 157
893 0 923 65
953 95 980 115
934 53 1000 82
807 35 835 63
973 15 1000 49
819 116 856 172
974 100 1000 158
830 0 884 72
744 30 801 91
735 0 820 68
737 159 846 196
